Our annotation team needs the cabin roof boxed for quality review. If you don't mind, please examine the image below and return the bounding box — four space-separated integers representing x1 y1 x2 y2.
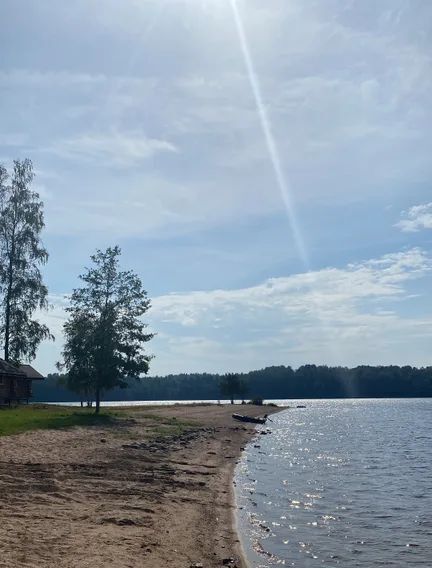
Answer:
0 359 45 380
0 358 26 378
18 364 45 380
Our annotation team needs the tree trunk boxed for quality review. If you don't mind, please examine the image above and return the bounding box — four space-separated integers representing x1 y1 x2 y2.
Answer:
4 227 16 362
4 300 10 361
4 259 13 362
231 396 234 404
95 386 101 414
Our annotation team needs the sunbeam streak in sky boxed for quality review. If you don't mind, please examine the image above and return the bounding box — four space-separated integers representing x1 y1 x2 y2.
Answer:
229 0 346 364
229 0 310 269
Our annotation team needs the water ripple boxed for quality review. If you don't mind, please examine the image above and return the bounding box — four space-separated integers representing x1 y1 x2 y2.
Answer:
236 399 432 567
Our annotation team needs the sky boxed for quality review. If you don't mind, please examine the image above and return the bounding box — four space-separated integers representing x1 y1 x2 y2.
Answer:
1 0 431 376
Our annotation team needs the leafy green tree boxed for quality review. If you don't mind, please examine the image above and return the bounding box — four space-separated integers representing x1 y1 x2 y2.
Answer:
0 159 53 362
57 313 95 407
238 377 249 403
220 373 245 404
59 246 154 413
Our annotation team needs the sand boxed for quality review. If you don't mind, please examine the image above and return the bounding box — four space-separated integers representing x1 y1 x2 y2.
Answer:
0 404 279 568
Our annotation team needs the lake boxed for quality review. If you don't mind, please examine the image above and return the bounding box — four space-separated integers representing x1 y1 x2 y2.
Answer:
44 399 290 407
235 399 432 567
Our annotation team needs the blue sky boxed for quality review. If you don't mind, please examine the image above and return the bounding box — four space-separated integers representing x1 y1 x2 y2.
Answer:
1 0 431 375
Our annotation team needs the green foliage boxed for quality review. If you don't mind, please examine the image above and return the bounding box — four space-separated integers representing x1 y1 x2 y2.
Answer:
35 365 432 403
0 159 53 362
59 246 154 412
219 373 248 404
0 405 116 437
0 405 196 439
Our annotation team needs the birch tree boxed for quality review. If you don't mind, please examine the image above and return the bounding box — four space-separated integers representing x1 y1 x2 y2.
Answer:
60 246 154 413
0 159 52 362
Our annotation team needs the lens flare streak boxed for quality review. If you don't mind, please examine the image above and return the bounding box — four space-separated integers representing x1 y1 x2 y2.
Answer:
229 0 345 366
229 0 309 269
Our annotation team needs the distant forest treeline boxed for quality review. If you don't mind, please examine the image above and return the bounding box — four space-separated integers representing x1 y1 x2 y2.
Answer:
33 365 432 402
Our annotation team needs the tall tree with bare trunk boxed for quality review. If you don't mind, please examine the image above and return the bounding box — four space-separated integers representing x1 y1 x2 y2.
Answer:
0 159 52 363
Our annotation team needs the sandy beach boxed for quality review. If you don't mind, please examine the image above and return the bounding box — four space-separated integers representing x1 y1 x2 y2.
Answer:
0 404 279 568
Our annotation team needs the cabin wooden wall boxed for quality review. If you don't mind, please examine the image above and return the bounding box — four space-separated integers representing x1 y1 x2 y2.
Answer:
14 378 32 399
0 377 11 402
0 376 32 403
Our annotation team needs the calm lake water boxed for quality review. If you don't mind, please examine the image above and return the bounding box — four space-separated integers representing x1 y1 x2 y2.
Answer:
235 399 432 567
44 399 290 407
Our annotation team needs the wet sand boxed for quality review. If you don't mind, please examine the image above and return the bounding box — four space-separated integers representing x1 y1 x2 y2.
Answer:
0 404 279 567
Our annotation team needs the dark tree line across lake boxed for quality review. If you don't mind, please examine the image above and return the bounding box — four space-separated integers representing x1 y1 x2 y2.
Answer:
34 364 432 403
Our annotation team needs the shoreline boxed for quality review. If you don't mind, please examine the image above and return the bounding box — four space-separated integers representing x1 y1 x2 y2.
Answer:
0 403 280 567
233 471 252 568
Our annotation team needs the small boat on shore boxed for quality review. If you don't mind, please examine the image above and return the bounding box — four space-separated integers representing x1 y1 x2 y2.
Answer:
232 413 267 425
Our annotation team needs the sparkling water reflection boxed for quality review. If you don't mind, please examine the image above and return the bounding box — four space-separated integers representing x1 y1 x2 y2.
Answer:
236 399 432 567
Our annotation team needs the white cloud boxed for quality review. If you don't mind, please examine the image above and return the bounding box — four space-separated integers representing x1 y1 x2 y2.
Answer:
147 247 432 373
396 203 432 232
47 132 178 167
2 1 430 376
150 248 430 327
42 171 279 238
0 69 107 88
34 248 432 375
0 132 29 148
1 0 431 237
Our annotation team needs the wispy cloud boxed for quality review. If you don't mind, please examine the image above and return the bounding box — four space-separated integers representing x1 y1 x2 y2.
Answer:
0 69 107 88
35 248 432 375
47 132 178 167
146 247 432 373
3 1 432 376
396 203 432 232
150 248 430 327
1 0 431 237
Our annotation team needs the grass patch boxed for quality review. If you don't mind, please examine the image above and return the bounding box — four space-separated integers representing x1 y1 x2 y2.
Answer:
134 413 197 427
0 405 120 437
130 413 198 438
0 405 198 439
148 423 191 438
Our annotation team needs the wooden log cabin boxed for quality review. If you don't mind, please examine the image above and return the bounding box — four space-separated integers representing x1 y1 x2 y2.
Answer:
0 358 44 405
